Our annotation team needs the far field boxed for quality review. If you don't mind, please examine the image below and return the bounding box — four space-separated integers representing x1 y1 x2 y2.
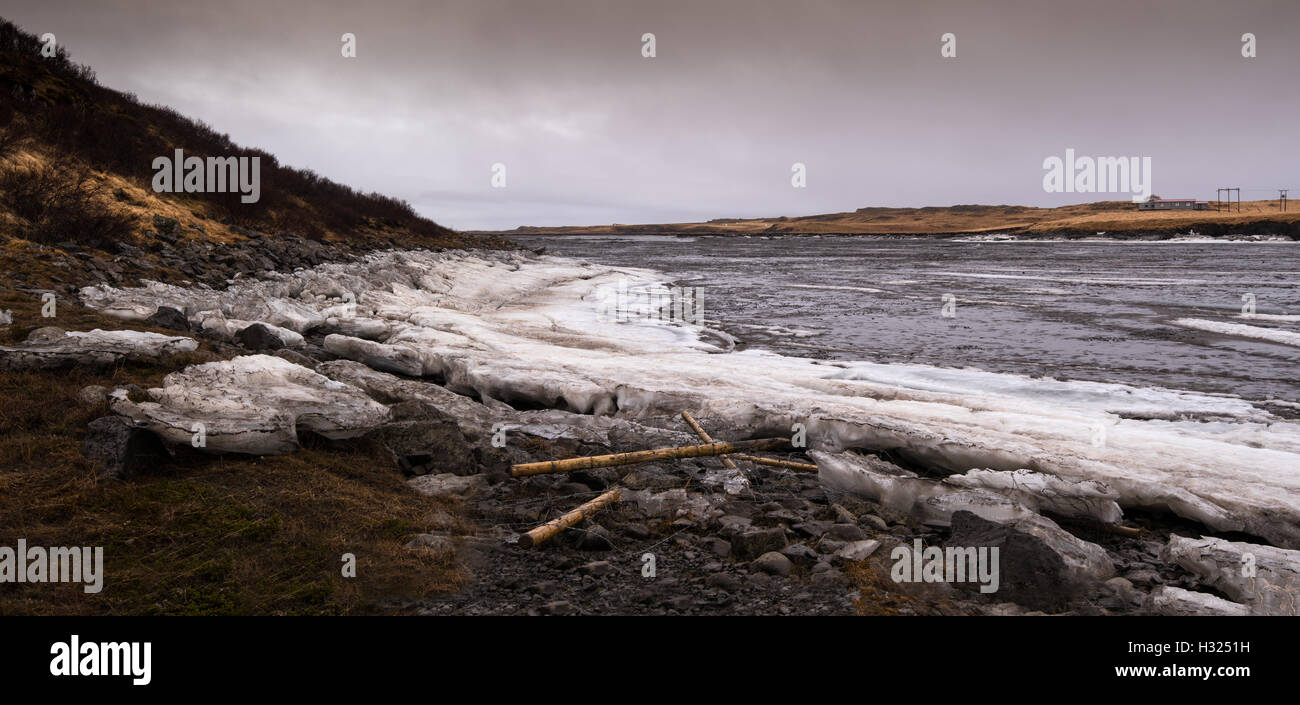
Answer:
488 200 1300 237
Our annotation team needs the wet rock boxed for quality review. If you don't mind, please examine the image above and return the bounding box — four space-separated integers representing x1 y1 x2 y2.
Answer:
753 551 794 576
82 416 171 480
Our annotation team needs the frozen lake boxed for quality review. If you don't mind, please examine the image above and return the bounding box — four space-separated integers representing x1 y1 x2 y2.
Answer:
510 234 1300 406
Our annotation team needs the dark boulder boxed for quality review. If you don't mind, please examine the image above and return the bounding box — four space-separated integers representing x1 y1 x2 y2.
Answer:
145 306 191 331
82 416 171 480
235 323 285 350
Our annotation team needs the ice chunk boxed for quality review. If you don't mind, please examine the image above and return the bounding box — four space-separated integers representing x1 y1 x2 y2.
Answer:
0 327 197 370
1148 586 1251 616
944 468 1124 524
111 355 390 455
1163 535 1300 615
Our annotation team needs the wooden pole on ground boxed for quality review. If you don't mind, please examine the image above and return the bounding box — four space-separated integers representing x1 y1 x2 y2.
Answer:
733 454 819 472
510 437 791 477
680 411 740 472
518 488 622 548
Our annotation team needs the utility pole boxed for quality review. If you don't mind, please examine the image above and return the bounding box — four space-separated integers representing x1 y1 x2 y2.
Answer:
1281 189 1289 213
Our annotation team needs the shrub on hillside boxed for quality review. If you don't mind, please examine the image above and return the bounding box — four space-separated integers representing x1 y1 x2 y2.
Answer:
0 159 138 248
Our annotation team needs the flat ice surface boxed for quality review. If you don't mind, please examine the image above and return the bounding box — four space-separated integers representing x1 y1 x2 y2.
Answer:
81 249 1300 547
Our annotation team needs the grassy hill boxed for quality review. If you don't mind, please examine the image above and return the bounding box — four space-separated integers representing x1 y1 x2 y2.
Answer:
491 200 1300 239
0 16 504 290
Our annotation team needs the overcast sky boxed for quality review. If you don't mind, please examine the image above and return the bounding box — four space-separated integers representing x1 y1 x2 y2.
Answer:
5 0 1299 230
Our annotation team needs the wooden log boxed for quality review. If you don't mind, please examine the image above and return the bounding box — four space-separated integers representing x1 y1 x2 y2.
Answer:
734 454 819 472
511 437 791 477
680 411 740 471
1102 523 1144 538
519 488 622 548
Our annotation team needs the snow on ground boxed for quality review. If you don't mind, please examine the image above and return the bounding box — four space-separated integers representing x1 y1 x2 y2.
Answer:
81 249 1300 548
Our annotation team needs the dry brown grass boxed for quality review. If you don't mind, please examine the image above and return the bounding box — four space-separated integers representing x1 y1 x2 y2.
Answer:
0 290 465 615
498 200 1300 236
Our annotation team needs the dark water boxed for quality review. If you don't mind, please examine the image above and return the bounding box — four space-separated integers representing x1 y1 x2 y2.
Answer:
510 234 1300 403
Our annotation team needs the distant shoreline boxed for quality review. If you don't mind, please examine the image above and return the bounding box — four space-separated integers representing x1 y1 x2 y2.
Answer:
470 200 1300 241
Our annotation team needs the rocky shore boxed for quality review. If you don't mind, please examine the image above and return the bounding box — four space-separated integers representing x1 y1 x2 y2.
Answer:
3 237 1298 616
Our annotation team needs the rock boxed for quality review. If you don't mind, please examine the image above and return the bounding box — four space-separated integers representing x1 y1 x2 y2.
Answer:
707 573 742 592
1163 535 1300 615
709 537 732 557
731 527 788 560
82 416 170 479
793 520 832 538
834 539 881 563
946 510 1100 610
408 472 487 498
1103 577 1139 605
832 504 857 524
235 322 286 351
829 523 868 541
859 514 888 531
574 526 613 551
780 543 819 565
78 385 109 405
152 214 180 236
753 551 794 576
367 418 477 476
144 306 191 331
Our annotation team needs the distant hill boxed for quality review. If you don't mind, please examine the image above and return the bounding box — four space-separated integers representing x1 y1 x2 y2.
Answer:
486 200 1300 239
0 17 491 257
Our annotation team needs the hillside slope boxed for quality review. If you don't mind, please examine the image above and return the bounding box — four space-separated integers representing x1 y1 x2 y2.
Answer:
0 17 507 291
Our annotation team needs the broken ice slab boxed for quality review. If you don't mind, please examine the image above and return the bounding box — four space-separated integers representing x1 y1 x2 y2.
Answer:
110 354 390 455
1147 585 1251 616
944 468 1124 524
1163 535 1300 615
0 327 198 370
